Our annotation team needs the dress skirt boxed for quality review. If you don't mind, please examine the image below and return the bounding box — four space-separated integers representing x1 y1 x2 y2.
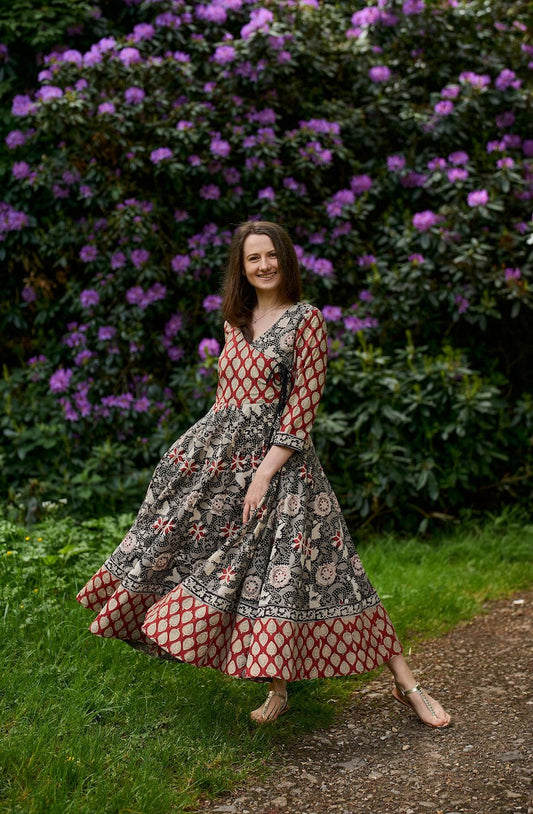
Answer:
77 303 402 680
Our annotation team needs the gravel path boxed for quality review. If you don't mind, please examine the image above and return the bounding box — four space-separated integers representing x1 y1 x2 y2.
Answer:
198 590 532 814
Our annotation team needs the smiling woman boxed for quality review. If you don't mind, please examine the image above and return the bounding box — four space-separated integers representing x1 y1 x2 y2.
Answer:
77 220 450 729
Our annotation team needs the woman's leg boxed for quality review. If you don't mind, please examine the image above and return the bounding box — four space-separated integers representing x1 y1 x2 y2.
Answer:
250 677 288 723
386 653 451 727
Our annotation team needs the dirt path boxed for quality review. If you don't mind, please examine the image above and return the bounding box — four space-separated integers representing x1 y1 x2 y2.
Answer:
198 591 532 814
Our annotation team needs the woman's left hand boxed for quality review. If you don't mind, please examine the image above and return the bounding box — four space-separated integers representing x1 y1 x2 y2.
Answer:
242 472 270 524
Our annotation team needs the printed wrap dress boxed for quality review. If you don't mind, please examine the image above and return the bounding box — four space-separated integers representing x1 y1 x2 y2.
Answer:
77 302 402 681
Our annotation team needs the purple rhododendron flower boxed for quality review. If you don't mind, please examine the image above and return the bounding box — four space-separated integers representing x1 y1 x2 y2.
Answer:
344 316 378 332
401 172 427 188
258 186 275 201
210 137 231 158
5 130 28 149
351 7 381 26
28 355 47 366
447 168 468 182
308 257 334 278
11 95 36 116
98 326 116 341
241 7 274 39
434 100 454 116
98 102 115 115
387 154 406 171
61 49 83 65
203 294 222 312
150 147 173 163
164 313 183 338
171 254 190 273
131 248 150 268
110 251 126 269
131 23 155 41
134 396 151 413
351 174 373 195
21 285 37 303
427 157 447 171
80 289 100 307
79 245 98 262
402 0 425 13
37 86 63 102
369 65 391 82
459 71 490 89
75 349 94 366
200 184 220 200
119 47 142 66
504 267 521 281
412 210 441 230
124 86 145 103
497 157 514 169
495 69 521 91
467 189 489 206
496 111 515 129
441 85 460 99
448 151 469 165
357 255 376 268
409 253 425 264
196 4 227 24
199 337 221 359
322 305 342 322
454 295 469 313
12 161 31 180
49 367 73 393
0 202 29 238
212 44 236 64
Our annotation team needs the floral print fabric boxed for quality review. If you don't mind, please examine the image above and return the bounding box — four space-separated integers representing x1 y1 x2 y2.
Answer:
77 302 402 680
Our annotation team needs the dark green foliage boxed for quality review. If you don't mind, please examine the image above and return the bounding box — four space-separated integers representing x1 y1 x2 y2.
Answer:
0 0 532 528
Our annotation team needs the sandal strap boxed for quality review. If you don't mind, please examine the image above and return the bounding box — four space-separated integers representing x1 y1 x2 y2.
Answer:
261 690 288 722
400 682 438 719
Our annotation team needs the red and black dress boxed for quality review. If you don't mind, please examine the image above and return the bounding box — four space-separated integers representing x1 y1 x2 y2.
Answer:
77 302 402 680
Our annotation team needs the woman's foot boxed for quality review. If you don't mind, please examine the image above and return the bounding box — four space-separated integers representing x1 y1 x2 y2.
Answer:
392 681 451 728
250 680 289 724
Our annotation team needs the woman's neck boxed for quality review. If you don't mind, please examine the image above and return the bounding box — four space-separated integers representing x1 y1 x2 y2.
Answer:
254 293 289 312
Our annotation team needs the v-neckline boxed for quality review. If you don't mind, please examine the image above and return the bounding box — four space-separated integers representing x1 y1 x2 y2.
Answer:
242 303 298 345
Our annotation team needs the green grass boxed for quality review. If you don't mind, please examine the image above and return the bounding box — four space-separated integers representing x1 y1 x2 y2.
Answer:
0 510 532 814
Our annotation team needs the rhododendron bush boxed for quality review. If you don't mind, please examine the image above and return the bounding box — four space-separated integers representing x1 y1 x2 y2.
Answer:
0 0 532 527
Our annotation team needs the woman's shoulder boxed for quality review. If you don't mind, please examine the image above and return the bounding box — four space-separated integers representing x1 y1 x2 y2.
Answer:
293 302 325 324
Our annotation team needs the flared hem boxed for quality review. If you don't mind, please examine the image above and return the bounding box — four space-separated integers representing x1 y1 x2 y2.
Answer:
77 566 402 681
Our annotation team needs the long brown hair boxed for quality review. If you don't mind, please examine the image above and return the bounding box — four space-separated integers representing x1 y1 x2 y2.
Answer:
222 221 302 326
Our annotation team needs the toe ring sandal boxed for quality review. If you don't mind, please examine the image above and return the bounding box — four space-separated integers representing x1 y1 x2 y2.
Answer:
252 690 289 724
392 681 450 729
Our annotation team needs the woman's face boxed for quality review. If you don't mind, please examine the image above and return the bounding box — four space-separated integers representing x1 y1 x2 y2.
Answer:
242 233 282 296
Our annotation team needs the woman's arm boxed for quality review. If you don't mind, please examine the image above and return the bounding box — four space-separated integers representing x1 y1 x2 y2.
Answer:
242 444 294 523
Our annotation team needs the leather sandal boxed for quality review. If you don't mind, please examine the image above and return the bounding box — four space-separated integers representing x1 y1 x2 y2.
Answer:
392 681 450 728
251 689 289 724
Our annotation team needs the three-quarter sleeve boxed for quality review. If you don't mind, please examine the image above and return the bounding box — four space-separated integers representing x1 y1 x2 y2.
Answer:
271 306 328 452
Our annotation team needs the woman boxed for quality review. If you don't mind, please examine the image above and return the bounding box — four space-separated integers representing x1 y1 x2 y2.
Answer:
77 220 450 728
